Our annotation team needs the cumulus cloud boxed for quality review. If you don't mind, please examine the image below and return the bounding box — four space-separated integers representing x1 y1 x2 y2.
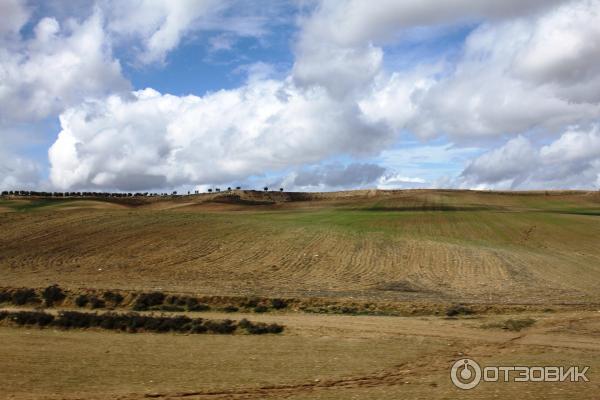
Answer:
298 0 566 48
376 173 426 189
0 0 30 38
461 126 600 188
104 0 222 64
292 0 568 100
293 35 383 98
0 10 129 122
293 163 386 188
0 148 40 190
403 0 600 139
5 0 600 191
461 136 538 188
48 83 391 190
291 0 600 148
103 0 278 64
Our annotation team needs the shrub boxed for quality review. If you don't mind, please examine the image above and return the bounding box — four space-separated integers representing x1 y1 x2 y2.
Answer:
152 304 184 312
482 318 536 332
238 319 284 334
503 318 535 331
10 311 54 326
133 292 165 311
183 296 196 307
89 296 106 309
42 285 66 307
0 290 12 303
222 305 239 313
204 319 237 334
99 315 116 330
165 295 186 306
0 310 281 336
253 305 268 313
103 291 124 305
242 297 259 308
270 298 288 310
56 311 95 328
446 304 474 317
75 295 89 307
339 306 357 315
12 288 38 306
190 322 208 333
186 301 210 312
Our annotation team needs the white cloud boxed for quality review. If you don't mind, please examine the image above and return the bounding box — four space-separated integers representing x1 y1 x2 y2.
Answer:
461 136 538 188
404 0 600 139
208 33 236 52
0 148 40 190
292 0 569 99
293 38 383 98
294 0 600 144
48 82 391 190
298 0 566 48
461 126 600 189
104 0 223 64
103 0 277 65
5 0 600 191
359 67 439 131
376 173 426 189
292 163 386 189
0 10 129 122
0 0 30 38
374 142 482 188
513 0 600 103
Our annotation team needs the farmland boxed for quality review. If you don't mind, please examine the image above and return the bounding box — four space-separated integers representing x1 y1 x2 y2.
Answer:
2 189 600 304
1 189 600 398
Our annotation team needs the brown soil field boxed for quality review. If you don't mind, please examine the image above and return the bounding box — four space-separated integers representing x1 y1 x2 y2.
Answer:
1 189 600 304
1 189 599 398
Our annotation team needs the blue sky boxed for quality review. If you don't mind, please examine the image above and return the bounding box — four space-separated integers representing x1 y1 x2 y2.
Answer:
1 0 599 192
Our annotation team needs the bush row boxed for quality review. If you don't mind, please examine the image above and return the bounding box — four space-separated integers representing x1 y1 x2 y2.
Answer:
131 292 288 313
0 286 290 314
0 310 284 335
0 288 40 306
0 285 68 307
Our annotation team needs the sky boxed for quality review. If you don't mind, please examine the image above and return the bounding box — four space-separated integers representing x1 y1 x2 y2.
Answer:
1 0 600 193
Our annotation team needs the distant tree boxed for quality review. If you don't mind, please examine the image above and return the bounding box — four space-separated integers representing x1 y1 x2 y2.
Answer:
172 191 177 195
236 186 241 190
264 187 268 191
279 188 284 192
227 187 232 191
194 190 199 194
216 188 220 192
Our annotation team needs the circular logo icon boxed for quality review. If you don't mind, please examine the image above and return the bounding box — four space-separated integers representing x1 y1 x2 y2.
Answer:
451 358 482 390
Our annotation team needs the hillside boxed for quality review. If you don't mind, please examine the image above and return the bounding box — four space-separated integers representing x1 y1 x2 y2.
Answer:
1 189 600 305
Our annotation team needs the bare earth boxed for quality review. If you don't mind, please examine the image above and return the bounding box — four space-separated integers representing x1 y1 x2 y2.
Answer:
1 189 599 398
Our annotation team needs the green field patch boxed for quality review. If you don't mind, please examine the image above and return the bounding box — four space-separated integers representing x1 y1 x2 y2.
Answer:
0 198 69 212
